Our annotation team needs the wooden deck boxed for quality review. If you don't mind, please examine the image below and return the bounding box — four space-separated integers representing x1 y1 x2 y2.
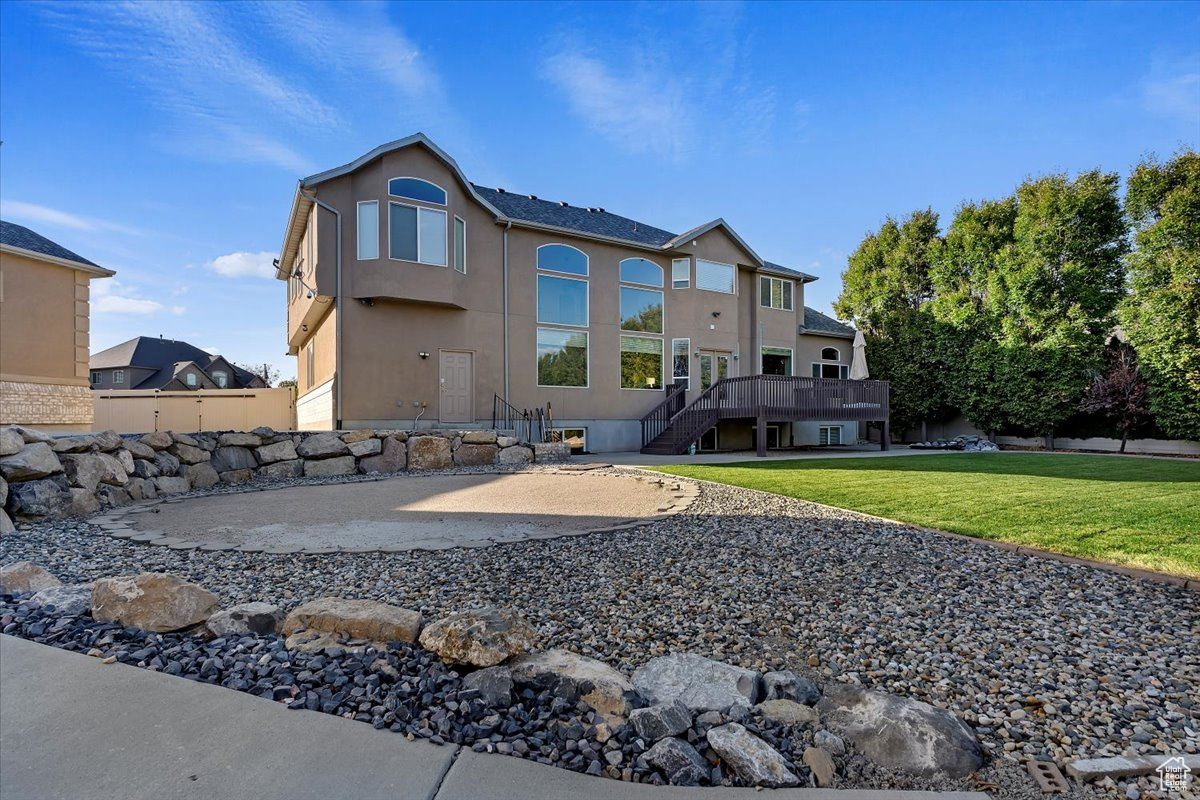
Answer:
641 375 891 456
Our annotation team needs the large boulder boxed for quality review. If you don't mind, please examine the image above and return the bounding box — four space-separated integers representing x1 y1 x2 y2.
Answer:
123 440 157 460
96 485 132 508
210 446 257 473
359 437 406 473
0 510 13 535
816 685 984 778
340 429 374 444
631 700 692 741
407 436 451 470
139 431 173 450
219 469 254 484
302 456 356 477
281 597 423 643
131 459 159 480
497 445 533 466
60 453 105 491
217 432 262 448
255 440 298 465
114 449 135 474
346 438 381 457
9 477 71 518
94 453 129 486
0 442 63 481
92 430 124 452
462 430 498 445
764 670 820 705
206 602 283 636
169 442 209 465
0 428 24 456
29 583 93 616
418 606 535 667
50 434 98 454
154 451 181 476
453 443 497 466
257 459 303 479
756 698 819 726
68 488 101 516
11 426 54 444
706 723 800 787
0 475 7 506
153 476 191 495
91 573 219 632
508 649 633 720
296 432 349 459
463 665 514 707
0 561 62 594
644 738 709 786
182 462 220 489
633 654 762 712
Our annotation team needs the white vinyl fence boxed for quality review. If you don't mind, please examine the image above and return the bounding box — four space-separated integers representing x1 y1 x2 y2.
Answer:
93 388 296 433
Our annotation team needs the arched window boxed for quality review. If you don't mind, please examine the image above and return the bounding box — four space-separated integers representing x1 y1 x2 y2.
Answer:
212 370 228 388
537 244 588 276
619 258 663 287
821 347 840 361
387 177 446 205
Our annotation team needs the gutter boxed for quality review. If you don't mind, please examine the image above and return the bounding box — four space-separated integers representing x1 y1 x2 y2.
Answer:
299 190 343 429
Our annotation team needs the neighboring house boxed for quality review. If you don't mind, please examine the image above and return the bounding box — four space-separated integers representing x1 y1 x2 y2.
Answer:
274 133 888 453
89 337 267 391
0 220 115 431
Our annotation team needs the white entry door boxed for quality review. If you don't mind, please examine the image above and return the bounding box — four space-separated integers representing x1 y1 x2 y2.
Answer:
439 350 473 423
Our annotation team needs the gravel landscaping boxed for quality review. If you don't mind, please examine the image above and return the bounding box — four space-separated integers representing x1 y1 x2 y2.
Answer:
1 465 1196 798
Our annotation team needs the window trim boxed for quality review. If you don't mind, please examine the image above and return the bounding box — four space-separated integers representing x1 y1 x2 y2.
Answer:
759 276 794 311
811 362 850 379
619 334 665 391
113 369 125 385
357 200 379 261
536 326 590 389
536 243 589 276
90 371 101 385
185 372 197 387
671 258 690 289
453 215 466 274
536 273 589 328
821 347 841 361
387 176 447 205
819 425 843 446
672 338 691 389
618 257 664 288
388 201 448 267
211 370 229 388
695 258 737 294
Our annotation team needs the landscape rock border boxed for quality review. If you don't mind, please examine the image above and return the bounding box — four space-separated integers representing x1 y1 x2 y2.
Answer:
90 468 700 555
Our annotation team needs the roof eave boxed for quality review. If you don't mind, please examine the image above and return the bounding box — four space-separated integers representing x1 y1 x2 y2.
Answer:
799 328 855 340
660 218 765 267
276 185 313 280
0 243 115 277
505 219 670 253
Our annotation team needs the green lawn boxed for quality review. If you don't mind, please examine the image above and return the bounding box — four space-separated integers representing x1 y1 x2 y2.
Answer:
653 453 1200 579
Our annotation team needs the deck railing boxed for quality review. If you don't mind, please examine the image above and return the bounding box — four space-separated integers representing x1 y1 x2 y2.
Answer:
638 383 688 448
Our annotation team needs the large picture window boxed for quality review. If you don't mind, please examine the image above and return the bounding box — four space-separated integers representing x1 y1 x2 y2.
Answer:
537 275 588 327
620 335 663 390
759 276 793 311
672 338 690 387
389 202 447 266
812 362 850 379
357 201 379 260
619 287 663 333
537 328 588 388
761 346 792 376
537 244 588 276
696 259 736 293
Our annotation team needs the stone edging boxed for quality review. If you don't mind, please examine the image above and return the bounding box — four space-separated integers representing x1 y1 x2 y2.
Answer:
91 467 701 555
647 471 1200 593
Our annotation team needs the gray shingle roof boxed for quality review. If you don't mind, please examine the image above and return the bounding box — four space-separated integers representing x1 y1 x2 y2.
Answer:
763 261 818 282
90 337 262 388
0 220 100 268
471 186 677 247
799 306 856 339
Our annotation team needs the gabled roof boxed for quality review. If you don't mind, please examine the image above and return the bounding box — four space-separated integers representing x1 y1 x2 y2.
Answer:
799 306 855 339
90 336 262 388
0 220 114 276
471 186 676 248
661 219 764 267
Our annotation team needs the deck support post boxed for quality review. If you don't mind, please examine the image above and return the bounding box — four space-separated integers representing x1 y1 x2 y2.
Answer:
881 419 890 451
756 413 767 457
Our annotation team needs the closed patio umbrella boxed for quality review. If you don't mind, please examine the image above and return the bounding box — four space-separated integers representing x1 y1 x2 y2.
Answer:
849 330 870 380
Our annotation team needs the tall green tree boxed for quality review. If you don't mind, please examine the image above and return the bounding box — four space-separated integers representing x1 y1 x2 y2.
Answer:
1120 151 1200 440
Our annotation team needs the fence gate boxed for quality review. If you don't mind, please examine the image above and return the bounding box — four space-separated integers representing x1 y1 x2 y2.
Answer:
93 389 296 433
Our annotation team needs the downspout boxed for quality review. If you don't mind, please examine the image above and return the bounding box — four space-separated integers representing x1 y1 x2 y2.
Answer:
503 220 512 402
300 190 343 429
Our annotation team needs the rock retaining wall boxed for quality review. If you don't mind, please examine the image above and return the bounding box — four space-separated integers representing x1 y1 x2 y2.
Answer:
0 426 549 526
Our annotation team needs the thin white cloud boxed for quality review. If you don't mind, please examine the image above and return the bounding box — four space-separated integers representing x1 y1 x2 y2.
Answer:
0 200 145 237
1143 70 1200 122
91 279 185 316
207 251 276 279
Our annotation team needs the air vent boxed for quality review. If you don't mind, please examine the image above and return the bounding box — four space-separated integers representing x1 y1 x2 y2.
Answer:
528 194 537 200
598 208 605 213
559 201 569 207
497 187 506 193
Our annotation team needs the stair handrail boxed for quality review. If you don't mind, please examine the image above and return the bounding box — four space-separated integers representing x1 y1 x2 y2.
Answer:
638 383 688 448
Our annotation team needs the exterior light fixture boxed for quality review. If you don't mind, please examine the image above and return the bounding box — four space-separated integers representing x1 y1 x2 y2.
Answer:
418 351 430 359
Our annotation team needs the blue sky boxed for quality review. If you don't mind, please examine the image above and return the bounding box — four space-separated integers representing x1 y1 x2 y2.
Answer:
1 1 1197 382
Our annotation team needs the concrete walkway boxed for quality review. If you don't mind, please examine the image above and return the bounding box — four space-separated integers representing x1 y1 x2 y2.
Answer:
0 636 990 800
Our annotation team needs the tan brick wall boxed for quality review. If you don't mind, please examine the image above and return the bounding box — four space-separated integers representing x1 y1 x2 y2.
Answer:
0 378 94 428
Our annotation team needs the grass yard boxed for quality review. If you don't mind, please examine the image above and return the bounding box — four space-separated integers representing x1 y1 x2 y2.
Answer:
653 453 1200 579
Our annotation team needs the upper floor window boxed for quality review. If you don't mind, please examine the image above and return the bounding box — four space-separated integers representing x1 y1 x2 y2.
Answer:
212 370 228 388
619 258 663 287
90 371 101 385
389 202 447 266
696 259 736 294
671 258 690 289
537 244 588 276
538 275 588 327
357 201 379 260
453 216 466 274
620 287 663 333
185 372 197 387
760 276 793 311
821 347 840 361
113 369 125 385
388 177 446 205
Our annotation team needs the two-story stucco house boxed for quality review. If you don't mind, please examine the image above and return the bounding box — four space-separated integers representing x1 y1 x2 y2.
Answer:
0 221 115 431
275 134 888 453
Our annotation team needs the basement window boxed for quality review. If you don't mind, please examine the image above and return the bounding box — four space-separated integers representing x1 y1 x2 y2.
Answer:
819 425 843 446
